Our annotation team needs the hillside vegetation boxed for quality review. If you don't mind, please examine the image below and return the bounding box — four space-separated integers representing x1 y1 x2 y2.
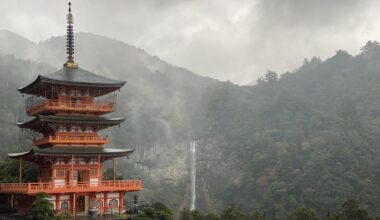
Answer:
0 30 379 217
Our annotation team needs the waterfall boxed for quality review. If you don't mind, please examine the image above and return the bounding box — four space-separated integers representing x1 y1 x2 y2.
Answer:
190 141 197 210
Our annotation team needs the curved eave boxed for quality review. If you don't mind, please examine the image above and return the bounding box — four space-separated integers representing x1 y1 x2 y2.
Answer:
39 75 126 88
17 75 43 93
17 115 126 132
8 147 134 160
18 76 126 94
8 150 32 159
18 66 127 95
37 115 126 124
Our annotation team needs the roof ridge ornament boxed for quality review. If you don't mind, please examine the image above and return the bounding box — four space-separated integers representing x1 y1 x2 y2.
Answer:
64 2 78 68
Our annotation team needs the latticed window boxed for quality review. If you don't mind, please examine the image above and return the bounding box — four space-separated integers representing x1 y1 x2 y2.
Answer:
109 199 118 207
61 201 69 210
56 169 65 177
90 168 98 177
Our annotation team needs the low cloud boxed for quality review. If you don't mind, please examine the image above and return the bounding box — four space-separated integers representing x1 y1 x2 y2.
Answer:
0 0 378 84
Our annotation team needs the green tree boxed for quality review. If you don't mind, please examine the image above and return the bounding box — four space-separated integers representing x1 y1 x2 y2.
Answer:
151 202 173 220
342 200 371 220
264 70 278 84
103 168 123 180
0 157 37 183
220 205 251 220
54 211 72 220
136 207 158 220
190 209 205 220
30 192 55 220
179 208 192 220
204 213 221 220
252 210 266 220
288 207 318 220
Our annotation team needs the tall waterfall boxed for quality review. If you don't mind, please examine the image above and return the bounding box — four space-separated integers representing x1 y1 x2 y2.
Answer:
190 141 197 210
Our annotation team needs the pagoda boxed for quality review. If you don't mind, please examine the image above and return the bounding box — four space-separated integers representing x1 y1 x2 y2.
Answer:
0 2 142 215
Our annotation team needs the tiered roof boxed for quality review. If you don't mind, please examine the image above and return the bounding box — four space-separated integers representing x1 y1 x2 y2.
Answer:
9 147 134 162
18 67 126 96
18 115 125 133
11 1 130 162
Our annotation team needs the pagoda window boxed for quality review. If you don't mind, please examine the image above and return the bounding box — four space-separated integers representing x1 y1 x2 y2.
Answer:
109 199 118 207
61 201 69 210
55 169 65 178
89 168 98 177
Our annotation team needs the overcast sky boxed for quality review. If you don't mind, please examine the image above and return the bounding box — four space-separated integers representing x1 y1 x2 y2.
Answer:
0 0 379 84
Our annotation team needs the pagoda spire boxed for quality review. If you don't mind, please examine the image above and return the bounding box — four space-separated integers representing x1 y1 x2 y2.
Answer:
64 2 78 68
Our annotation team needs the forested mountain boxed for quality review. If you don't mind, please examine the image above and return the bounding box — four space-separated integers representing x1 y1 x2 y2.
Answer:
0 30 379 218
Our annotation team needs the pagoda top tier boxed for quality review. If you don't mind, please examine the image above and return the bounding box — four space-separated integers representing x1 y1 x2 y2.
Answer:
18 66 126 97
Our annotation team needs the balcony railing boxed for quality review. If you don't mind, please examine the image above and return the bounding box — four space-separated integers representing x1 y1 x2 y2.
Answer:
0 180 142 194
25 94 116 116
33 133 108 146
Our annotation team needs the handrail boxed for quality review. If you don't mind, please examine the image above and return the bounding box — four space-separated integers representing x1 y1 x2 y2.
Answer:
0 180 142 194
49 135 107 141
26 97 116 116
33 133 108 146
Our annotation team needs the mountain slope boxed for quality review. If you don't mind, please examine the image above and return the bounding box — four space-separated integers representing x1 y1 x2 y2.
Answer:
197 43 380 217
0 31 380 217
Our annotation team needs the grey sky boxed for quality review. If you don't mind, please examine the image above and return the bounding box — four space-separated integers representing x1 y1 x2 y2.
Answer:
0 0 379 84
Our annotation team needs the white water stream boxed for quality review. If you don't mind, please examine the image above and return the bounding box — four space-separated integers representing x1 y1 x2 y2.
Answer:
190 141 197 210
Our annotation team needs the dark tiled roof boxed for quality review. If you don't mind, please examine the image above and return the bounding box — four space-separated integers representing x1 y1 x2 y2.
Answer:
9 147 133 159
17 115 125 133
18 67 126 94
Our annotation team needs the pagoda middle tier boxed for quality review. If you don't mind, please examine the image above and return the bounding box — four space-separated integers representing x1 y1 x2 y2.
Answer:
18 115 125 147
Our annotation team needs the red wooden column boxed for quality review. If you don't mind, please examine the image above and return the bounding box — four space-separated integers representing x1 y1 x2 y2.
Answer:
55 194 60 213
119 191 124 214
99 192 103 216
70 194 73 212
73 193 76 218
71 155 74 186
98 155 101 183
113 159 116 180
19 158 22 183
104 192 108 214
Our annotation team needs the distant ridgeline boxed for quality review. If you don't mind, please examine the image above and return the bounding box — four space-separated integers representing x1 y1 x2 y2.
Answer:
0 32 379 217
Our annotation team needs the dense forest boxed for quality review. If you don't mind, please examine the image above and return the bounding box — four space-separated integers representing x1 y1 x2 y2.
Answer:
0 30 379 218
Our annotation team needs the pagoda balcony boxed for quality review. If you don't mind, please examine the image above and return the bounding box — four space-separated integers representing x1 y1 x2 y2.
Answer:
0 180 142 195
25 95 116 116
33 133 108 146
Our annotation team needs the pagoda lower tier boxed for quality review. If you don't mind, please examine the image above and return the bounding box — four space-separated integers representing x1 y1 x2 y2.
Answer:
1 191 136 214
0 147 142 214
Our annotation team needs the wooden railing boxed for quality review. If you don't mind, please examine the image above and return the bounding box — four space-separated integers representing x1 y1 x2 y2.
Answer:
0 180 142 194
33 133 108 146
26 99 115 116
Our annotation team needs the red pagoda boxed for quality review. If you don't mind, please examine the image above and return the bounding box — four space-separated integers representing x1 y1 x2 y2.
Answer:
0 2 142 215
